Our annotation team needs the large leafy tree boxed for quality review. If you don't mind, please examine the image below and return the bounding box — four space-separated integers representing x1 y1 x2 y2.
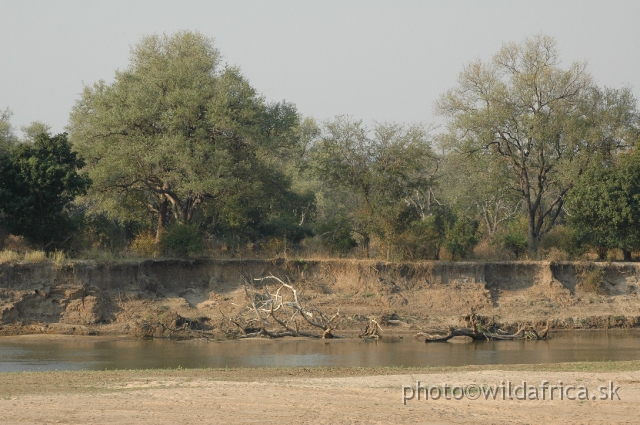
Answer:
0 133 90 247
437 34 639 254
567 151 640 261
312 116 436 258
69 31 303 241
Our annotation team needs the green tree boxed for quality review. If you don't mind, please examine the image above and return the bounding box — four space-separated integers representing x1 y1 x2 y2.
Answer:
69 31 305 242
312 116 436 258
0 108 18 156
21 121 52 143
567 151 640 261
0 133 90 247
445 214 479 260
438 146 521 238
437 34 639 254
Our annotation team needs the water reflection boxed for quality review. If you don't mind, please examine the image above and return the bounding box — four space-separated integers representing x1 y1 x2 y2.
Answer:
1 330 640 372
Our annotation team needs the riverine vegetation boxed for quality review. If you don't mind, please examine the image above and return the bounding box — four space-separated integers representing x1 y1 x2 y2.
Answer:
1 32 639 262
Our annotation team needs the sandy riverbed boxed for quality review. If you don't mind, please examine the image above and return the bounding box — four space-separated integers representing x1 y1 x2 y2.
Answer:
0 362 639 424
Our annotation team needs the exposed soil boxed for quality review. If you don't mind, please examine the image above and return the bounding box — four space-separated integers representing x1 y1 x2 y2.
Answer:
1 259 640 338
0 362 639 424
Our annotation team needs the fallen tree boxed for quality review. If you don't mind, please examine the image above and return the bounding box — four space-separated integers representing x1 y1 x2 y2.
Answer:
423 312 550 342
220 275 340 339
359 318 383 340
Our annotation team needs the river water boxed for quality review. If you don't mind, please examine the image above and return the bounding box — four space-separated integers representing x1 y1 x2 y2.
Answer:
1 330 640 372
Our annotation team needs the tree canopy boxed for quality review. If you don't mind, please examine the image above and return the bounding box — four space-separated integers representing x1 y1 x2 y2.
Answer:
3 31 640 261
0 133 90 247
312 116 436 258
69 31 305 242
436 34 639 254
567 150 640 260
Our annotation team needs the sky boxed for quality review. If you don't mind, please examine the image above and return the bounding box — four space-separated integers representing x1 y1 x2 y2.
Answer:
1 0 639 135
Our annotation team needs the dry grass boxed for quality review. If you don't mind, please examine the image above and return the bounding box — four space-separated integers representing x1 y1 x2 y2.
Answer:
545 247 570 262
0 250 21 263
23 250 47 262
130 232 160 258
49 250 68 266
578 266 607 295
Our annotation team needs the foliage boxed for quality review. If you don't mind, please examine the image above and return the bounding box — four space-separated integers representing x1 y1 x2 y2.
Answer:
436 34 639 254
160 224 205 257
438 147 521 237
312 116 436 258
395 216 443 260
49 249 68 266
567 150 640 260
130 231 160 257
496 216 529 259
539 225 582 257
0 133 90 248
73 213 130 253
69 31 306 244
315 216 357 256
445 215 479 260
0 108 18 156
21 121 52 143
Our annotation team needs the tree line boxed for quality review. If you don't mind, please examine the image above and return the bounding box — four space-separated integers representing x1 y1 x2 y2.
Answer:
1 31 639 260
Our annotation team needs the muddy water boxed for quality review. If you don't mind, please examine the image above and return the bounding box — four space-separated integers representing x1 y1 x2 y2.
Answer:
1 331 640 372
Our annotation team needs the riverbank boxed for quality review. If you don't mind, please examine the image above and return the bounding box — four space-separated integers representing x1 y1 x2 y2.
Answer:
0 361 638 424
1 259 640 338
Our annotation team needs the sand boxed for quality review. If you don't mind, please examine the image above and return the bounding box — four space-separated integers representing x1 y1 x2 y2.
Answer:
0 363 638 424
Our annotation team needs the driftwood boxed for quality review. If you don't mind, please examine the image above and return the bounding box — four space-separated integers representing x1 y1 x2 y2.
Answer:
138 313 216 340
424 312 551 343
233 275 339 339
360 318 383 340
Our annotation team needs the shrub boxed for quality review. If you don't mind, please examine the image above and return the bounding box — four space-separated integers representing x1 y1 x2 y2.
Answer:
445 216 479 260
496 217 528 259
160 224 204 257
540 225 582 258
578 267 607 295
130 231 160 258
395 213 448 260
315 217 357 256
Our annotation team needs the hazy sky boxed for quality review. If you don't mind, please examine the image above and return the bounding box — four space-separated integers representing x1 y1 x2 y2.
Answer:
1 0 639 135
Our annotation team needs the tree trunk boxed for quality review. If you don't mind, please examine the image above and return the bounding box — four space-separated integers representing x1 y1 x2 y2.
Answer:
527 212 538 258
155 196 168 242
363 234 370 258
624 250 632 262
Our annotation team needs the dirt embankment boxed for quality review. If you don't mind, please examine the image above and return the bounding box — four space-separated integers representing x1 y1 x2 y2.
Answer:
0 259 639 337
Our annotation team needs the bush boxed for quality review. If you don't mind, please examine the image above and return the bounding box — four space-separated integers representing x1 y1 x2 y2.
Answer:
540 225 582 258
317 222 357 257
130 231 160 257
496 217 528 259
578 267 607 295
395 215 447 260
74 213 129 253
445 216 479 260
160 224 204 257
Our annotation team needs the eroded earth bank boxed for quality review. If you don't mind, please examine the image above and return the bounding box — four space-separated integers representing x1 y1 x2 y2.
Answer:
1 259 639 338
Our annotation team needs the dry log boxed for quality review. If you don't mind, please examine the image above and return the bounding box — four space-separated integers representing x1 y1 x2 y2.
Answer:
360 318 383 340
424 312 551 343
236 274 339 339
